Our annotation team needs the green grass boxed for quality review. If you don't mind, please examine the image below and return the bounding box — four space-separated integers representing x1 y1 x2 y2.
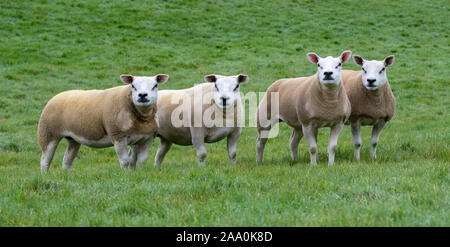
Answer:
0 0 448 226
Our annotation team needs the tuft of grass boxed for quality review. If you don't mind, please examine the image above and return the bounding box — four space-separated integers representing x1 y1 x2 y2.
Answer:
0 0 449 226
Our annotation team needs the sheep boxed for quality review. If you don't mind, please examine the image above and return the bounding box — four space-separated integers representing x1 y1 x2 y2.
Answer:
37 74 169 172
342 55 396 160
256 51 352 166
154 74 248 166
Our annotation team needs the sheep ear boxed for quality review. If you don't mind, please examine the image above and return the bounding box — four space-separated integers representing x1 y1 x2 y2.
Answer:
307 52 320 64
237 74 249 84
340 50 352 63
204 74 217 83
384 55 395 67
120 74 134 84
156 74 169 84
353 55 364 67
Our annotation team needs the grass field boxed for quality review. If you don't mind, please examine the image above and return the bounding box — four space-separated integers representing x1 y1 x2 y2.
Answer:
0 0 448 226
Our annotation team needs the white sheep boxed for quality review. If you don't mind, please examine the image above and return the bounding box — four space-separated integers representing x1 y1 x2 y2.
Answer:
342 55 396 160
256 51 352 165
37 74 168 172
154 74 248 166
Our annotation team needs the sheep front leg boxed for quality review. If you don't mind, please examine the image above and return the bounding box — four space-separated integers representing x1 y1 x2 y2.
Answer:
191 127 207 166
302 125 318 165
350 120 362 161
62 139 81 169
227 128 241 164
328 122 344 166
114 139 131 168
371 121 386 159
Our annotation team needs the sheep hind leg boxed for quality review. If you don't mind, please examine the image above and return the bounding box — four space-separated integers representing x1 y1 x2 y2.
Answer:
350 121 362 161
370 121 386 159
256 122 278 164
289 128 303 162
302 125 318 165
227 128 241 164
62 138 80 170
154 137 172 167
135 135 154 167
128 145 138 170
40 138 62 173
328 122 344 166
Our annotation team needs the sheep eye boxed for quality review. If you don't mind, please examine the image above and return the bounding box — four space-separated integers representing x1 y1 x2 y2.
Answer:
317 64 320 67
362 68 366 73
214 84 219 91
233 85 240 91
379 67 385 74
131 84 136 90
152 84 157 90
335 63 342 69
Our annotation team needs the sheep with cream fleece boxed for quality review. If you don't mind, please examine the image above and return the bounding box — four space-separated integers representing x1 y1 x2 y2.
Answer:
154 74 248 166
37 74 168 172
342 55 396 160
256 51 352 166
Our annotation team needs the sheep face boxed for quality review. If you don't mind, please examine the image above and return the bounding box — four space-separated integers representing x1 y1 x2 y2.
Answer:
120 74 169 106
353 55 395 91
307 51 352 87
204 74 248 109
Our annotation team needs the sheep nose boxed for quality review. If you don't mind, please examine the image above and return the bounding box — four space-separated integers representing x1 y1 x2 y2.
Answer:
324 71 333 76
220 96 229 105
367 79 376 84
138 93 148 98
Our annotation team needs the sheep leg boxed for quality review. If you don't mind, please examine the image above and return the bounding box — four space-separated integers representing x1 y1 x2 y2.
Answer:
302 125 318 165
256 121 276 164
135 136 154 166
154 137 172 167
289 128 303 161
256 135 268 164
328 122 344 166
256 105 280 164
371 121 386 159
227 128 241 164
40 138 61 172
62 139 81 170
191 127 207 166
113 139 131 168
128 145 138 170
350 120 362 161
